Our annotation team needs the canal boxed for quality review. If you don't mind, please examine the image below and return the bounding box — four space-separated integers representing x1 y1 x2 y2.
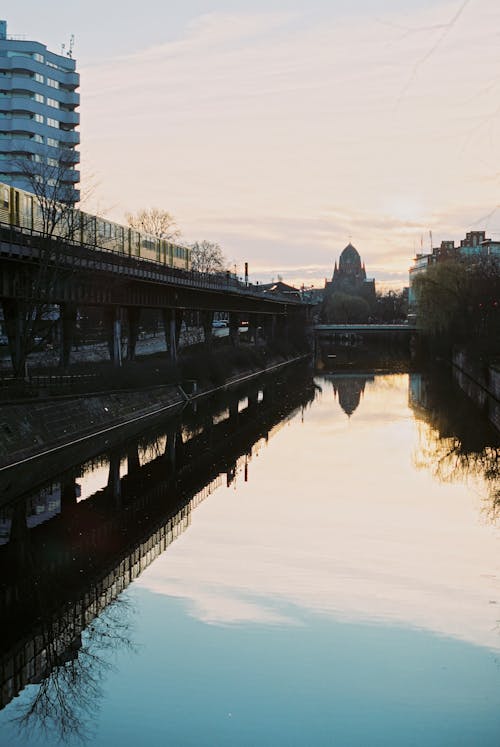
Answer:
0 363 499 746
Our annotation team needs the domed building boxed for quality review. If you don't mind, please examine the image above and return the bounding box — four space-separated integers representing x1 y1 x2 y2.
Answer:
324 243 376 303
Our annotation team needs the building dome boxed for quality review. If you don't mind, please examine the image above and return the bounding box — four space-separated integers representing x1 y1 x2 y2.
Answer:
338 243 362 273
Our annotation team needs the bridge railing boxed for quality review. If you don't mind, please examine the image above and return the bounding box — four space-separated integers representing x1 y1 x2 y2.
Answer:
0 222 302 305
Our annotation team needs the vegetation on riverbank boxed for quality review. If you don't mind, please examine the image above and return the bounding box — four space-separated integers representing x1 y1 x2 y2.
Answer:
413 256 499 363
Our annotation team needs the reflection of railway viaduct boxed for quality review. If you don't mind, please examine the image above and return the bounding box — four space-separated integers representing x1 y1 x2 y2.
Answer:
0 224 307 367
0 368 315 709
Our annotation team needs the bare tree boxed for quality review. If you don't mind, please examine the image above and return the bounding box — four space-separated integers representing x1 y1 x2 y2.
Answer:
190 240 227 273
126 207 180 241
3 151 85 377
11 594 136 744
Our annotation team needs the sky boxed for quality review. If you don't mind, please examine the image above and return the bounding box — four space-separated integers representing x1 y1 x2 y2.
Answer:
5 1 500 288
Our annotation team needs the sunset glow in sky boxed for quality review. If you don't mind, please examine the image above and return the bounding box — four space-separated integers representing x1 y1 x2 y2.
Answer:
7 1 500 287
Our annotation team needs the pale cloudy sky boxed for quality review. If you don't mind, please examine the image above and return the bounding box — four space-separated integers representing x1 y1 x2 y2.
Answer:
6 1 500 287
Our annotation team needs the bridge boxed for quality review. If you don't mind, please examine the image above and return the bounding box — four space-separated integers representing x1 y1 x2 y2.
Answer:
314 324 415 335
0 222 309 369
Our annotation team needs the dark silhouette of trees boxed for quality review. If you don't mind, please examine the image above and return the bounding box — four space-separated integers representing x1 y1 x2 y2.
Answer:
5 151 85 377
413 256 499 355
321 292 370 323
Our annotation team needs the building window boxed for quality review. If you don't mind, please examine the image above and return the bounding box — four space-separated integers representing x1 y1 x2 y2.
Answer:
34 73 44 83
33 53 44 63
34 113 44 123
47 97 59 109
47 117 59 128
47 137 58 147
3 187 9 208
34 93 44 103
47 157 58 167
47 78 59 89
33 134 44 143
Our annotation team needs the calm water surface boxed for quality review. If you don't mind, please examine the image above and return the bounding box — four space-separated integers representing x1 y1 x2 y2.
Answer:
1 370 499 746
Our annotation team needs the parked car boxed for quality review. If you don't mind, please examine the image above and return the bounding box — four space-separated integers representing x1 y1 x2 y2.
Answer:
212 320 228 328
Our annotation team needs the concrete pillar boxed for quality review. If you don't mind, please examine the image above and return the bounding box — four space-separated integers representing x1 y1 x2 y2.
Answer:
2 299 24 375
229 313 239 347
166 429 177 470
201 310 214 348
59 303 77 368
106 307 122 366
262 314 277 344
176 309 183 349
162 308 172 357
162 309 183 362
127 444 140 474
107 452 122 507
248 315 258 345
127 307 141 361
60 474 78 514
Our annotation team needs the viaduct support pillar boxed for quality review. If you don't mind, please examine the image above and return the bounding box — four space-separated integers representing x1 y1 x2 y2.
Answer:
229 313 239 347
59 303 77 369
127 307 141 361
60 473 78 514
106 307 122 367
127 444 141 474
2 299 24 375
201 310 214 349
108 451 122 507
162 309 183 362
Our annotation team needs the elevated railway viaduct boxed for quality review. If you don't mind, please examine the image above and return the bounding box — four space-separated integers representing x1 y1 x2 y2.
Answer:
0 223 308 369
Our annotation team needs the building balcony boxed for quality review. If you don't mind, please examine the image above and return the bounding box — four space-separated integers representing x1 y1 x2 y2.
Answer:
55 109 79 126
58 129 80 146
0 96 46 115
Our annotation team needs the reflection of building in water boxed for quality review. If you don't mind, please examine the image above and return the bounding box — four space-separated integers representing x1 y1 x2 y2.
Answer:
0 368 316 717
332 375 374 417
408 373 429 418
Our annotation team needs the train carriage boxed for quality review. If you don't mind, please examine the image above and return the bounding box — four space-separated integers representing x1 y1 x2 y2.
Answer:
0 180 191 270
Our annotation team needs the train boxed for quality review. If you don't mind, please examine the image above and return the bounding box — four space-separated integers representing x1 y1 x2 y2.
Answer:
0 180 191 270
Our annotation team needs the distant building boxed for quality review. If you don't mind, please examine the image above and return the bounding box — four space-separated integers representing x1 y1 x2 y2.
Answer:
258 280 301 300
324 243 376 303
0 19 80 203
408 230 500 312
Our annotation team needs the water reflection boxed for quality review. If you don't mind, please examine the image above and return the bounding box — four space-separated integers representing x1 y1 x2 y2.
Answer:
330 374 374 417
410 372 500 516
0 365 315 742
139 372 500 649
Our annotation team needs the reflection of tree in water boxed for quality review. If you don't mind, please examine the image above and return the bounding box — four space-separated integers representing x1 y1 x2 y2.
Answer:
11 594 136 744
5 497 137 744
410 373 500 518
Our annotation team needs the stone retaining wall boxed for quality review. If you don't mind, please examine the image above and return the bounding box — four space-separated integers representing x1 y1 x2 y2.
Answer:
452 349 500 431
0 386 184 469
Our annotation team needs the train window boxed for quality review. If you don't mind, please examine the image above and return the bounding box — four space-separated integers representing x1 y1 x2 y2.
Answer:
3 187 8 208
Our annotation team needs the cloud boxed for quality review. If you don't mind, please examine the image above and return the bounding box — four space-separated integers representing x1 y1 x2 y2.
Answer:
79 2 500 287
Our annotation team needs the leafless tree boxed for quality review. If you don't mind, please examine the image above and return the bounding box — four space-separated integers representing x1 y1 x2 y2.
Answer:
190 240 227 274
10 594 136 744
126 207 180 241
3 151 88 377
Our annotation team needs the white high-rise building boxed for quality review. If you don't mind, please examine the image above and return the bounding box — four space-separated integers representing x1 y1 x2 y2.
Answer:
0 19 80 204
